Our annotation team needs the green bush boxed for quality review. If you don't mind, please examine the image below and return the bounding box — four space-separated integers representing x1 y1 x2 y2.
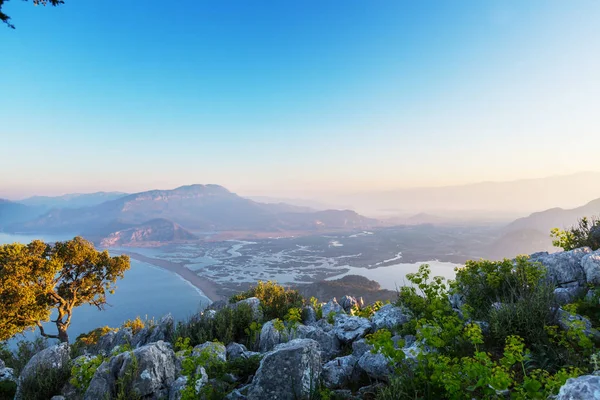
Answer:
230 281 304 321
17 352 71 400
551 216 600 251
173 302 255 348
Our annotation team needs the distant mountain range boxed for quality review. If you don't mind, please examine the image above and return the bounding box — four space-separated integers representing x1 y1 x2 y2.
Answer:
336 172 600 217
0 199 43 228
19 192 127 210
7 185 378 244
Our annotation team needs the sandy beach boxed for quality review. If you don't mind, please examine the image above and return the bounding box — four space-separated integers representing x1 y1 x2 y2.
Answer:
121 251 224 302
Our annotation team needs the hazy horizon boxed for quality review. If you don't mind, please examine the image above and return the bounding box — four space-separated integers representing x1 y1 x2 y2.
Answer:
2 1 599 205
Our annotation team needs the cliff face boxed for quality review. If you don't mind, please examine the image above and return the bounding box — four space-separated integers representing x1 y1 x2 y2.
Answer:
99 218 198 247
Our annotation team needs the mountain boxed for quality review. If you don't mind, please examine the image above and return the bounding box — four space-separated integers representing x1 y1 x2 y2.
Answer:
0 199 44 229
99 218 198 247
334 172 600 217
13 184 378 236
246 196 346 211
19 192 127 210
504 198 600 234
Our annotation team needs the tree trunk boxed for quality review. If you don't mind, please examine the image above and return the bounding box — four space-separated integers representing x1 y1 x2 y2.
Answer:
57 324 69 343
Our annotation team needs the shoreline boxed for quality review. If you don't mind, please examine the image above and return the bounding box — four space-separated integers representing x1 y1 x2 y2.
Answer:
120 250 224 303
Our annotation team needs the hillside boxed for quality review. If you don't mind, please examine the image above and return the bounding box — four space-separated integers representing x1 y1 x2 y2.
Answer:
0 199 43 229
19 192 127 210
12 184 378 236
99 218 198 247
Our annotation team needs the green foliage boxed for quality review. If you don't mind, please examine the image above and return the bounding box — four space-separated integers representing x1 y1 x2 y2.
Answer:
122 316 154 335
309 297 323 320
17 352 71 400
244 321 262 349
173 302 255 348
230 280 304 321
551 216 600 251
0 380 17 400
0 237 130 342
0 337 49 376
352 300 383 319
70 355 104 393
115 351 141 400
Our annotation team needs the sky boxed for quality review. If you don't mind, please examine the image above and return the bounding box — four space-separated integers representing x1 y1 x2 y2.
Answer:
1 0 599 199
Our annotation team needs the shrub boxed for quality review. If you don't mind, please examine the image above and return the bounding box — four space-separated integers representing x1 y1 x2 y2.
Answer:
122 316 153 335
551 216 600 251
230 281 304 321
17 352 71 400
70 355 104 393
1 337 49 376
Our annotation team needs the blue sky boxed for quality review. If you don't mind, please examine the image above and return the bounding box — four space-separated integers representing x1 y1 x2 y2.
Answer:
1 0 599 198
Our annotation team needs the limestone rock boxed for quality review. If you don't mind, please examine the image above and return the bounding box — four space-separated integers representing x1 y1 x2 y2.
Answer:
226 343 260 361
15 343 70 400
333 314 372 344
84 340 178 400
339 296 359 313
556 374 600 400
192 341 227 363
322 298 345 319
352 339 374 359
303 306 317 325
247 339 322 400
357 350 392 382
582 251 600 285
258 320 287 352
322 355 360 389
232 297 263 321
371 304 410 331
530 248 590 287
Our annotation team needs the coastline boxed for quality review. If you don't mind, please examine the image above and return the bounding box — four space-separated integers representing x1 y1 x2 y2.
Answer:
120 250 224 303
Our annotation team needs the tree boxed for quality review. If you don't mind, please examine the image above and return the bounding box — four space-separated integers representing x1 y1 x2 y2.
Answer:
0 236 130 343
1 0 64 29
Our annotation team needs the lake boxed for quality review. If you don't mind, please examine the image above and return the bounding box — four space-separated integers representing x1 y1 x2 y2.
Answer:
327 260 460 291
0 233 211 342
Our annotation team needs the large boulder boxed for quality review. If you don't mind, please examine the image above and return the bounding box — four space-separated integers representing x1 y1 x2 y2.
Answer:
303 306 317 325
226 342 260 361
357 350 392 382
192 341 227 363
295 324 340 360
258 320 287 352
556 374 600 400
557 309 600 341
15 343 70 400
352 339 373 358
371 304 410 331
582 251 600 285
530 248 590 287
322 355 360 389
0 359 17 393
333 314 372 344
247 339 322 400
322 298 344 319
84 340 178 400
554 287 585 305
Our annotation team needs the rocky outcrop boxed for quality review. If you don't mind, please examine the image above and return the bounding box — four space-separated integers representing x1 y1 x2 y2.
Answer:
332 314 372 344
231 297 263 321
556 374 600 399
258 320 287 352
339 295 360 313
557 308 600 340
131 314 174 348
192 341 227 363
357 350 392 382
0 359 17 392
96 328 134 356
247 339 321 400
530 248 590 287
226 342 260 361
84 341 178 400
322 298 344 318
371 304 410 331
582 251 600 285
15 343 70 400
322 355 360 389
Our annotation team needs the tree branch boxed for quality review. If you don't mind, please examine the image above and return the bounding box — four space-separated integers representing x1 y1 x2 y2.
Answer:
36 321 59 340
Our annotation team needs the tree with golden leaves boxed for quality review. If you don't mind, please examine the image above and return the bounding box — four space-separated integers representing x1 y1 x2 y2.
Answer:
0 236 130 343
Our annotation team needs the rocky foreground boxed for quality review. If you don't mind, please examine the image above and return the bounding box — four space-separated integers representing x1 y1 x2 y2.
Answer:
2 247 600 399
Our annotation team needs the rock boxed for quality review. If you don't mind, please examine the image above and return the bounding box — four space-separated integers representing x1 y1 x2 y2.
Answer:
554 287 585 305
582 251 600 285
232 297 263 321
168 376 188 400
357 350 392 382
322 298 345 319
193 367 208 393
556 374 600 399
0 359 16 389
226 389 248 399
226 343 260 361
204 309 217 319
332 389 361 400
557 309 600 340
322 355 359 389
403 335 416 348
192 341 227 363
303 306 317 325
247 339 322 400
208 300 228 310
402 341 423 362
131 314 174 348
15 342 70 400
530 248 590 287
449 292 466 310
352 339 373 358
96 328 134 356
84 340 178 400
339 295 359 313
358 383 387 398
312 318 334 332
258 320 287 352
301 326 341 361
50 396 66 400
371 304 410 331
333 314 372 344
